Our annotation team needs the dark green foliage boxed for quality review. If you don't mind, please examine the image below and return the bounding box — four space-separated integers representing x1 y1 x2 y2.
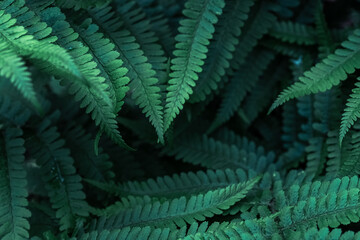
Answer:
1 0 360 239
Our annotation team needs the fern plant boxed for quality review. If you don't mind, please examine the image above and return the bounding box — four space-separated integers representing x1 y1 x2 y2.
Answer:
1 0 360 239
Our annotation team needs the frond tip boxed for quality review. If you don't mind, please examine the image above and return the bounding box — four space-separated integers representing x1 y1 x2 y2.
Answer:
340 80 360 144
164 0 226 131
269 29 360 114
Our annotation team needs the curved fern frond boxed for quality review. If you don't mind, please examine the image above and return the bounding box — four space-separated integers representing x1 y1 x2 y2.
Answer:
189 0 254 103
269 21 316 45
0 128 31 240
88 5 165 143
27 120 89 231
163 0 226 131
0 7 82 81
32 6 130 150
269 29 360 114
71 18 130 114
0 41 41 112
90 177 259 229
86 168 248 198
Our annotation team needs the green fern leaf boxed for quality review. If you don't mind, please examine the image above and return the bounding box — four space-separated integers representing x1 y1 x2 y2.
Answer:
82 222 219 240
55 0 110 10
71 18 130 114
92 177 259 229
275 176 360 233
164 132 276 172
0 41 41 112
114 0 167 80
86 168 248 198
27 120 89 231
269 29 360 114
208 49 275 132
290 227 360 240
189 0 254 103
304 137 326 177
314 0 335 58
0 96 31 127
62 124 114 182
229 1 276 71
340 123 360 176
0 8 82 81
33 6 131 150
163 0 225 131
269 21 316 45
0 128 31 240
340 80 360 144
88 5 165 143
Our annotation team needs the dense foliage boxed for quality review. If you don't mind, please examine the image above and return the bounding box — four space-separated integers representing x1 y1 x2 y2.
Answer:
2 0 360 239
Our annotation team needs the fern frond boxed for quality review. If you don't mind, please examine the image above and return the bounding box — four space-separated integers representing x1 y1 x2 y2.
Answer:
208 49 275 132
326 130 349 176
79 227 169 240
71 18 130 114
55 0 111 10
275 176 360 232
261 37 305 58
0 7 82 81
340 80 360 144
180 218 279 240
339 123 360 176
88 5 165 143
189 0 254 103
304 137 326 177
238 62 285 125
62 125 114 182
84 222 219 240
229 2 276 71
27 120 89 231
0 41 41 112
214 128 273 161
269 21 316 45
86 168 248 198
289 227 360 240
164 133 276 173
163 0 226 131
90 178 259 229
313 88 341 134
114 0 167 79
269 29 360 114
0 96 31 127
314 0 334 58
0 128 31 240
33 6 130 150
